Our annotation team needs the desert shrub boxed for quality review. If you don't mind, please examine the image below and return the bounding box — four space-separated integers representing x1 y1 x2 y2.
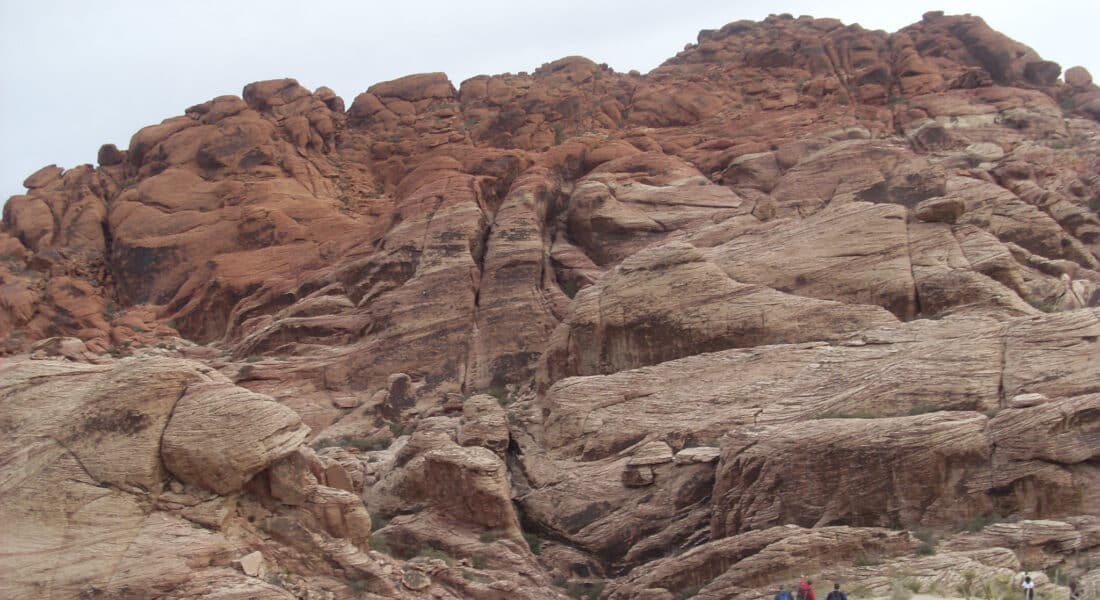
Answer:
960 511 1004 532
484 385 510 406
913 527 937 555
819 410 876 419
890 580 914 600
479 530 503 543
854 552 884 567
419 545 454 565
312 436 390 452
522 531 543 555
368 534 391 555
907 403 940 416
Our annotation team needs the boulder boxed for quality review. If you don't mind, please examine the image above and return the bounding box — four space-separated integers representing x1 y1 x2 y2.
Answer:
161 381 310 494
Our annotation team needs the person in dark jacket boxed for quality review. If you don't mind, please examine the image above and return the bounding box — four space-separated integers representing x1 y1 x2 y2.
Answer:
826 583 848 600
776 584 794 600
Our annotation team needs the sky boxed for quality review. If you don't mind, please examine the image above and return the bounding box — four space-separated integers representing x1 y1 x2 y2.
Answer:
2 1 1097 203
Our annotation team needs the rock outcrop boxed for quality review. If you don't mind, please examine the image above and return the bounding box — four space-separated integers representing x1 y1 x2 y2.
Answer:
3 10 1100 600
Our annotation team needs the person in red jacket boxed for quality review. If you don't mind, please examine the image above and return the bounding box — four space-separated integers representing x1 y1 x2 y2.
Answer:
797 577 817 600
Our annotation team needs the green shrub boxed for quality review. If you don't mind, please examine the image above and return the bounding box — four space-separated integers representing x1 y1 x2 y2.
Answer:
567 581 606 599
348 578 368 595
484 385 510 406
960 512 1004 532
676 585 704 599
907 403 940 416
368 534 391 554
419 545 454 565
312 435 391 452
819 410 875 419
522 532 543 555
370 511 390 530
957 570 977 599
479 530 502 543
890 580 914 600
854 552 884 567
912 527 937 555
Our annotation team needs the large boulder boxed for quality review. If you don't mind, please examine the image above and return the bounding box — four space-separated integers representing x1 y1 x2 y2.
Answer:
161 381 310 494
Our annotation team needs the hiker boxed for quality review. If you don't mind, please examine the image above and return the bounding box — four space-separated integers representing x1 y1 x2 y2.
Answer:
776 584 794 600
1023 576 1035 600
826 583 848 600
798 576 817 600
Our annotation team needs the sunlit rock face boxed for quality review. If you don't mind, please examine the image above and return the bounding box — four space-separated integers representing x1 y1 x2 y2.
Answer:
3 11 1100 600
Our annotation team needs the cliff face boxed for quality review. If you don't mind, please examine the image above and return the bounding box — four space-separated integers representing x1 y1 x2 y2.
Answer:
1 12 1099 600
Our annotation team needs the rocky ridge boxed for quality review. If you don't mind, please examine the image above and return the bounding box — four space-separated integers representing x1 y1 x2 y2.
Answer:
2 11 1100 600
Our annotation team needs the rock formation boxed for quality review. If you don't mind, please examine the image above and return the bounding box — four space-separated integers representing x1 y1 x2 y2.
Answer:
2 10 1100 600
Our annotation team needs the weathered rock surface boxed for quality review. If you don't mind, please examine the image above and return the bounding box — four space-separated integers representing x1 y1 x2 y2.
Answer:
710 395 1099 536
4 10 1100 600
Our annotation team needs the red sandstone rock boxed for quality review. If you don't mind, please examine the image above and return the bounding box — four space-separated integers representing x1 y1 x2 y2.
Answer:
2 11 1100 600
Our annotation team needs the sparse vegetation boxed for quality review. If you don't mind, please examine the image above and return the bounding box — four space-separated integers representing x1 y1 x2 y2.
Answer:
854 552 884 567
979 573 1014 600
479 530 503 543
676 585 704 599
906 403 941 416
957 570 978 599
370 511 390 530
890 579 914 600
1060 91 1077 112
566 581 606 599
959 511 1005 532
484 384 510 406
913 527 937 555
471 555 487 569
522 531 543 555
347 578 368 595
104 301 120 321
418 545 454 565
1 255 27 273
388 421 406 437
819 410 876 419
462 569 491 583
312 435 391 452
368 534 391 555
561 279 579 299
553 123 565 145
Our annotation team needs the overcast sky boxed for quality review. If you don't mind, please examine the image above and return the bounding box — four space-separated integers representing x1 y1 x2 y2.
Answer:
2 1 1097 203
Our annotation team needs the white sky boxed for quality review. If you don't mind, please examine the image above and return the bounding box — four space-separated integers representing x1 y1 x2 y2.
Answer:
1 1 1097 203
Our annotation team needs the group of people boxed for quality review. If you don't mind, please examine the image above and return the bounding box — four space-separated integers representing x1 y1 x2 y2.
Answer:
775 578 846 600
